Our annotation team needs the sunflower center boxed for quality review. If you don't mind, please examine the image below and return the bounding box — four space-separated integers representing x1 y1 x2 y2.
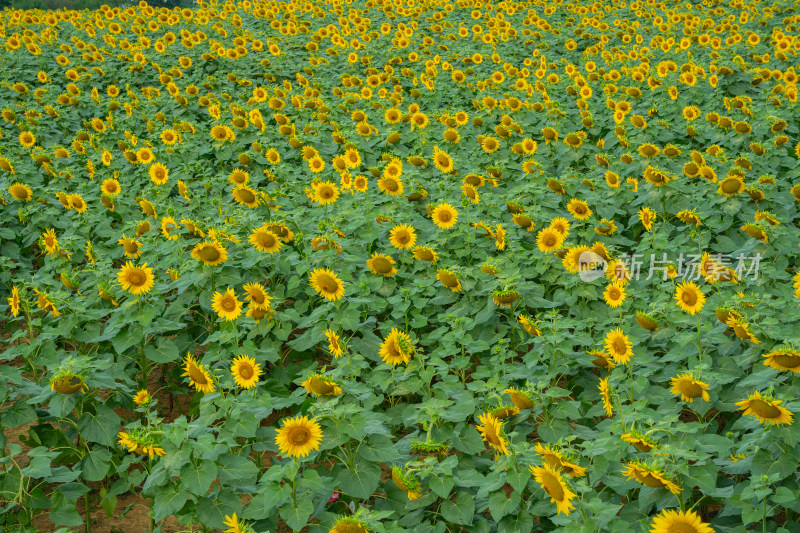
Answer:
258 232 276 248
238 363 254 380
124 242 139 254
128 270 145 286
188 363 208 384
320 187 333 198
749 399 782 419
774 353 800 368
544 235 556 246
396 231 410 243
384 179 399 191
612 337 627 354
288 426 310 445
221 297 236 311
438 211 452 223
198 246 221 262
318 275 338 293
681 290 697 305
439 273 457 287
250 291 265 304
680 382 703 398
373 257 392 273
666 522 700 533
541 472 565 500
238 189 255 202
609 288 620 299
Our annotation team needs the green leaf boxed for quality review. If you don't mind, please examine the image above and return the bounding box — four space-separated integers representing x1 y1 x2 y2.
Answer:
78 406 121 447
152 484 190 522
489 490 520 522
144 337 180 363
429 474 455 499
280 498 314 531
49 492 83 526
217 454 258 487
81 448 112 482
336 462 381 499
440 491 475 526
181 460 219 496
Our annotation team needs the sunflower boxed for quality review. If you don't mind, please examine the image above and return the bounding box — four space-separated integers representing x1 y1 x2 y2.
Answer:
598 377 613 417
436 269 461 292
313 181 340 205
389 224 417 250
529 463 576 515
310 268 345 301
518 314 542 336
726 315 761 344
41 228 59 255
101 178 121 196
718 174 745 197
230 355 262 389
674 282 705 315
588 349 615 369
50 373 88 394
636 312 659 331
117 262 155 295
623 462 681 494
191 238 229 264
149 163 169 185
18 131 36 148
604 328 633 364
182 353 215 393
329 516 369 533
379 328 414 365
476 413 510 456
649 509 714 533
233 186 260 208
366 252 397 277
118 234 142 258
431 203 458 229
326 329 344 358
301 374 342 396
512 213 535 232
377 176 404 197
392 466 422 500
249 226 282 254
412 246 438 263
603 282 626 308
736 390 794 426
212 287 242 321
621 430 656 452
432 146 454 173
133 389 151 406
535 443 586 478
638 207 656 230
536 227 564 253
567 198 592 220
8 286 20 318
676 210 701 226
242 282 272 311
669 373 710 403
504 387 534 409
275 415 323 458
763 349 800 374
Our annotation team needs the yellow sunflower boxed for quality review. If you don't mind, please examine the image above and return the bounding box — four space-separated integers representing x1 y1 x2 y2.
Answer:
536 227 564 253
529 463 576 515
149 163 169 185
763 349 800 374
598 377 613 417
118 234 142 258
230 355 262 389
313 181 340 205
412 246 438 264
379 328 414 365
242 282 272 311
275 415 323 458
9 183 32 201
534 443 587 478
8 286 21 318
326 329 344 358
436 269 462 292
736 390 793 426
674 282 705 315
389 224 417 250
476 413 510 456
211 287 242 321
301 374 342 396
249 226 282 254
623 461 681 494
669 372 710 403
309 268 346 301
504 387 534 409
366 252 398 277
117 262 155 295
431 203 458 229
603 282 626 308
191 241 228 266
649 509 713 533
567 198 592 220
182 353 215 394
233 186 260 208
604 328 633 364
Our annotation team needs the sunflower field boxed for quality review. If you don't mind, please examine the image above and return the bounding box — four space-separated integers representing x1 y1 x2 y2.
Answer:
2 0 800 531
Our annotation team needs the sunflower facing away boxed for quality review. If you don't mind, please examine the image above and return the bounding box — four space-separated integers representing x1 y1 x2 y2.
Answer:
534 443 587 478
302 374 342 396
436 269 462 293
504 387 534 409
476 413 510 456
529 463 577 515
117 262 155 295
669 372 710 403
230 355 262 389
310 268 346 301
736 390 794 426
649 509 714 533
330 516 369 533
599 377 613 417
763 348 800 374
623 461 681 494
275 415 323 458
391 465 422 500
182 353 215 394
212 287 243 321
674 281 706 315
621 429 657 452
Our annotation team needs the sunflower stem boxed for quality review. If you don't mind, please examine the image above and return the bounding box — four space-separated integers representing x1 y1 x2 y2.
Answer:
763 497 767 533
696 314 702 367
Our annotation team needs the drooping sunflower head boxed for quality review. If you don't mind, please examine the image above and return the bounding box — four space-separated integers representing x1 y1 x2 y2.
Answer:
379 328 414 366
529 462 577 515
436 269 462 293
621 428 657 452
301 374 342 396
504 387 534 409
670 373 710 403
476 412 510 456
763 348 800 374
735 390 794 426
